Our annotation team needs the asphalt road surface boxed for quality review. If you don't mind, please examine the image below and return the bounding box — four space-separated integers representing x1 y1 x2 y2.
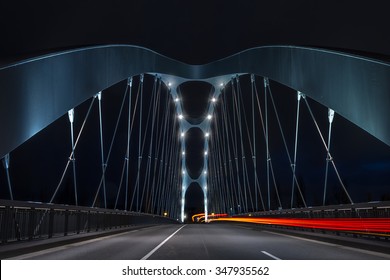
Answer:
5 223 390 260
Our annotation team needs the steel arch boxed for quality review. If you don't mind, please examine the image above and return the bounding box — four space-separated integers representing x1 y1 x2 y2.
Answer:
1 45 390 158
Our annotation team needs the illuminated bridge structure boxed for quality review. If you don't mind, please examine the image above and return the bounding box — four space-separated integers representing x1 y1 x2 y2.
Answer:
1 45 390 245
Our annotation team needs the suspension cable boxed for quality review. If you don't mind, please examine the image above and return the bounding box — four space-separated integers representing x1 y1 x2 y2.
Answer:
153 89 171 213
140 76 159 212
2 154 13 200
252 79 266 211
264 78 271 210
323 109 335 205
50 97 96 204
148 79 163 213
125 77 133 210
234 76 249 212
236 76 255 212
130 75 145 211
222 82 240 212
303 98 354 204
92 82 129 208
251 75 258 211
67 109 78 205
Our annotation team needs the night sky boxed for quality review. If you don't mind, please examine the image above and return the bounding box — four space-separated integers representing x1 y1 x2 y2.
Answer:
1 1 390 215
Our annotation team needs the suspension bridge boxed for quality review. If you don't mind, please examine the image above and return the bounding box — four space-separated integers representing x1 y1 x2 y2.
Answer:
0 45 390 260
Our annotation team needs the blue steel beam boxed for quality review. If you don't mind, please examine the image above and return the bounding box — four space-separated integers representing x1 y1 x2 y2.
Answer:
1 45 390 158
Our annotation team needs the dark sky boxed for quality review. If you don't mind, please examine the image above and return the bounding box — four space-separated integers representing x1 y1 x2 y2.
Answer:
1 0 390 215
1 0 390 65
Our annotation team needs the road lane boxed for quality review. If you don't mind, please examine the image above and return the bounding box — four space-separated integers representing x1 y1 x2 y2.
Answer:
148 224 390 260
6 223 390 260
9 224 183 260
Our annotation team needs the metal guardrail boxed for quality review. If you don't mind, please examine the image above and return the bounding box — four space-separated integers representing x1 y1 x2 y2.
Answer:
0 200 178 244
245 201 390 219
236 201 390 240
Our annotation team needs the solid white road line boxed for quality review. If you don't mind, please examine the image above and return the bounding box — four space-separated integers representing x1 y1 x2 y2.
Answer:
261 250 282 260
141 225 186 260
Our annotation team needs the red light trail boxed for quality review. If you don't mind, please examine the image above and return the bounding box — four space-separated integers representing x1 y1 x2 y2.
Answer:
208 217 390 233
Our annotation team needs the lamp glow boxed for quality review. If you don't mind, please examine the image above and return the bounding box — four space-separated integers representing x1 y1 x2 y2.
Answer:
207 114 212 120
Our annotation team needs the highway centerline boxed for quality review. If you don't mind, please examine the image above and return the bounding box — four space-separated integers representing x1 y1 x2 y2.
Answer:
141 225 186 260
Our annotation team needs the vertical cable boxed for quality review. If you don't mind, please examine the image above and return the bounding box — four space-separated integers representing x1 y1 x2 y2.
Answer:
137 74 144 211
97 92 107 208
323 108 335 205
125 77 133 210
149 78 163 213
151 89 167 213
251 75 258 211
2 154 13 200
291 92 302 208
223 82 239 212
231 78 244 212
235 76 250 212
68 109 78 206
153 89 170 213
129 77 142 211
264 77 271 210
253 80 266 211
140 75 159 212
219 87 234 211
114 77 133 210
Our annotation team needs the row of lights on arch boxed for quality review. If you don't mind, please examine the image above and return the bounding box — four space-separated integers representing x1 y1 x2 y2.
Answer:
174 90 218 171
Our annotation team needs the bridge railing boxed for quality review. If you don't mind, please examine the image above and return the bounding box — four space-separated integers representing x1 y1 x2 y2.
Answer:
237 201 390 240
0 200 177 244
246 201 390 219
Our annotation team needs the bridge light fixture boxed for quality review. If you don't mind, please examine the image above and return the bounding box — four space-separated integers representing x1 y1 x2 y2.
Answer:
205 132 210 138
207 114 212 120
204 151 208 156
204 171 207 175
182 151 185 156
180 132 185 138
174 97 179 102
178 114 184 120
211 97 217 103
182 170 186 175
168 82 172 87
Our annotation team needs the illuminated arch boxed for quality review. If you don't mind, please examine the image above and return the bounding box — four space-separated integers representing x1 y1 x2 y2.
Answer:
0 45 389 159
